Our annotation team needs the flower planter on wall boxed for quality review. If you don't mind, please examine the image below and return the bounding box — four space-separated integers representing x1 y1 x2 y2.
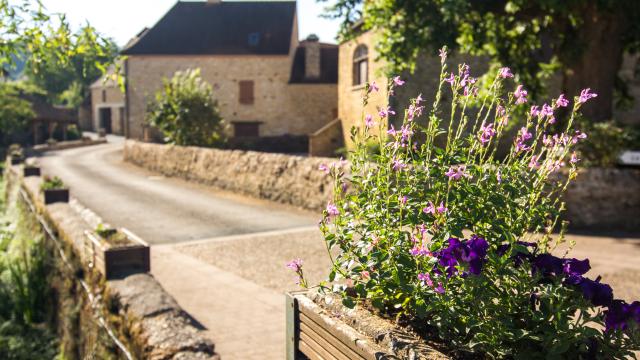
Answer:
23 166 41 177
43 188 69 204
84 228 150 279
286 292 449 360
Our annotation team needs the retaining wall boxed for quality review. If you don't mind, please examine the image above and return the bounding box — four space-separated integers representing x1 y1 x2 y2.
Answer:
124 141 640 231
6 162 218 360
123 140 335 212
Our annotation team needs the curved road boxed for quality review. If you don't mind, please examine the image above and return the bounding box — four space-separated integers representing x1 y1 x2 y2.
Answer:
37 139 317 244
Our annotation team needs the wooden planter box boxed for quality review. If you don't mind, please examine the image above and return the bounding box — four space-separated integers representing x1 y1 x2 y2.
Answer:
84 228 150 279
23 166 41 177
43 188 69 204
286 292 448 360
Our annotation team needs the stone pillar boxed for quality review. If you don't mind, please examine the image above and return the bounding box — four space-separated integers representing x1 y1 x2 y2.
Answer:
305 34 321 80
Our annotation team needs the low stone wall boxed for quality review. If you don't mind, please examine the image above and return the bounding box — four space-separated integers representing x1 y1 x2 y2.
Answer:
7 162 218 360
562 168 640 231
124 140 335 212
124 141 640 231
33 138 107 152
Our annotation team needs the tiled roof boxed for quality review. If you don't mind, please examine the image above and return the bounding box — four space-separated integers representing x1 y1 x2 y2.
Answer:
121 1 296 56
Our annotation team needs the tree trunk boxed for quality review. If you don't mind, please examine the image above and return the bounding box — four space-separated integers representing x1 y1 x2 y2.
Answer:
561 4 626 122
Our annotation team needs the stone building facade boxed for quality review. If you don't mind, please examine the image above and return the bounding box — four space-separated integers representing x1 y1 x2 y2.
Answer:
90 65 125 135
121 1 338 149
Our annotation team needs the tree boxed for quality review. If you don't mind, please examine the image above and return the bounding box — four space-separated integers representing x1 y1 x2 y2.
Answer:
0 82 42 146
325 0 640 122
26 25 119 107
1 1 117 106
146 69 227 147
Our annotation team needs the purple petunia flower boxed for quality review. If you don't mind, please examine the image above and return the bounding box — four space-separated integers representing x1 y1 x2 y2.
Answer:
563 258 591 277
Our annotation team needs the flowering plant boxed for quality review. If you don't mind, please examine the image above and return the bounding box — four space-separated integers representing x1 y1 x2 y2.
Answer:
294 49 640 357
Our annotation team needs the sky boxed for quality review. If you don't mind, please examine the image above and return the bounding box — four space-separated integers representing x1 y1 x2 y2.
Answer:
39 0 342 47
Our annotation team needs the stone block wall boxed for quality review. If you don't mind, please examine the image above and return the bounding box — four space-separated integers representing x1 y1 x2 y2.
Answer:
125 140 640 231
124 140 335 212
126 55 337 141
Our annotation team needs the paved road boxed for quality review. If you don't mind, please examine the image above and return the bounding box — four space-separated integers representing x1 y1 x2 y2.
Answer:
37 140 317 244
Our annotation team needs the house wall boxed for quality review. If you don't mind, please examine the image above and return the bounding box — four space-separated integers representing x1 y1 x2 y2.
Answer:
337 31 389 149
125 55 337 141
91 85 125 135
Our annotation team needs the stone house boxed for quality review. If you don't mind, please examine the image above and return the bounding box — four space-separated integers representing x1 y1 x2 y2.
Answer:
119 0 338 151
90 64 126 135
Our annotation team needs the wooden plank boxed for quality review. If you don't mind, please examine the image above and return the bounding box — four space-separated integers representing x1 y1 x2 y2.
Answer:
300 315 365 360
286 293 299 360
299 339 324 360
299 334 335 360
299 303 378 360
300 322 358 360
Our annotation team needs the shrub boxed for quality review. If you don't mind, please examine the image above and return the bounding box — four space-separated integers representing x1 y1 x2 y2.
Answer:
40 176 65 191
575 121 640 167
146 68 226 147
293 49 640 358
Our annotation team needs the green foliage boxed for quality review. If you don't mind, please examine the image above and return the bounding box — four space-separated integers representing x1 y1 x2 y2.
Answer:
0 82 41 147
311 56 639 357
146 69 227 147
325 0 640 120
40 176 65 191
575 121 640 167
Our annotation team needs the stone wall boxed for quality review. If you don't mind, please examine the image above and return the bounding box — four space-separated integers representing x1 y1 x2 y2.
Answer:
126 55 337 141
6 162 218 360
561 168 640 230
124 140 334 212
309 118 344 157
125 140 640 231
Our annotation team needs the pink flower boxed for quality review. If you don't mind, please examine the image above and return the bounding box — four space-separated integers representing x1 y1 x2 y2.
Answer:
408 104 424 121
318 164 329 174
326 203 339 216
498 67 514 79
435 283 445 294
410 245 431 257
415 93 424 105
547 159 565 172
497 170 502 184
438 47 447 62
418 273 434 287
387 124 397 136
436 202 448 214
530 105 540 118
528 155 540 169
543 134 554 147
555 94 569 107
578 88 597 104
392 76 405 86
398 195 408 205
444 72 455 84
479 123 496 144
392 159 407 171
445 165 470 180
570 152 580 164
286 258 303 272
378 106 396 118
572 130 587 143
514 85 528 104
423 201 436 215
361 270 370 279
368 81 379 93
364 114 374 128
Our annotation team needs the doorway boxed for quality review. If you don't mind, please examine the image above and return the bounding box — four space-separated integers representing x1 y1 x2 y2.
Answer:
99 107 112 134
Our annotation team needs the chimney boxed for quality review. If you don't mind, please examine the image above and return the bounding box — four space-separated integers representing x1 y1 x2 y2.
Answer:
304 34 321 80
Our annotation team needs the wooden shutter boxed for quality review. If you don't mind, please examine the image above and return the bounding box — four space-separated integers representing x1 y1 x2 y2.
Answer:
239 81 254 104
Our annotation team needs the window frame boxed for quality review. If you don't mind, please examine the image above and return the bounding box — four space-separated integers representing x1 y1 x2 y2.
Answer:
352 45 369 86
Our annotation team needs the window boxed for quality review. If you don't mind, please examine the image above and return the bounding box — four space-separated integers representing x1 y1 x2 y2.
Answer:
239 80 254 105
352 45 368 86
233 122 260 137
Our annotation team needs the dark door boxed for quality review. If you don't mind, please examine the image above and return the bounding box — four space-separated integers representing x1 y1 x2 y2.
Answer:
99 108 112 134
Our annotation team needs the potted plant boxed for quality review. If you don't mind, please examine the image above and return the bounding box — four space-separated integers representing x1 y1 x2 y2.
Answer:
9 144 24 165
41 176 69 204
23 164 41 177
84 224 150 279
287 49 640 359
